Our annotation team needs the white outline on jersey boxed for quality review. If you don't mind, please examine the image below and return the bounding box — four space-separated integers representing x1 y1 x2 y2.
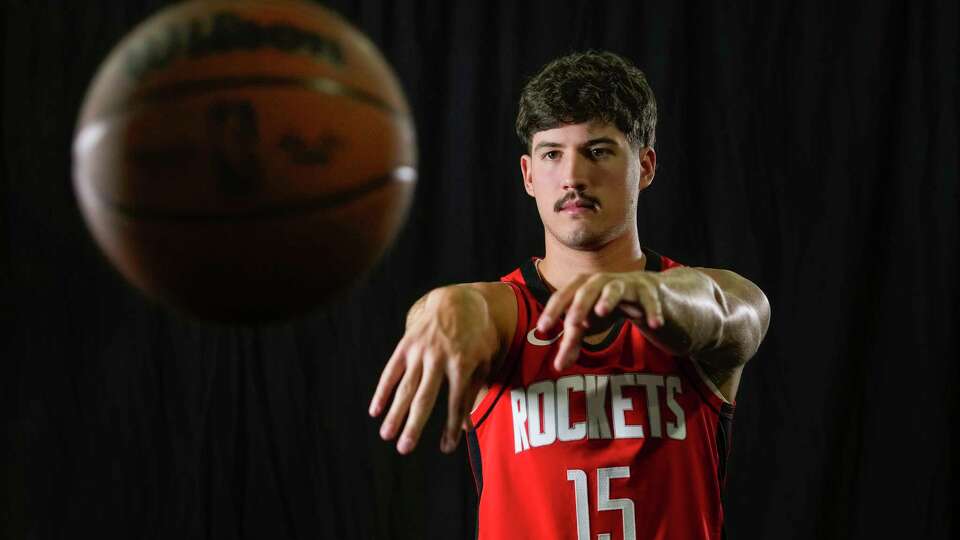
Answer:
526 328 563 346
690 358 733 404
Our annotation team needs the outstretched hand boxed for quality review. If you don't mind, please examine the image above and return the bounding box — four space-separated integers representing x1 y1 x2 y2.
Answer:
536 272 665 371
368 287 499 455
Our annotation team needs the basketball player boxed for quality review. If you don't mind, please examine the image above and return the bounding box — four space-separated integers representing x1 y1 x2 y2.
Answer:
369 51 770 539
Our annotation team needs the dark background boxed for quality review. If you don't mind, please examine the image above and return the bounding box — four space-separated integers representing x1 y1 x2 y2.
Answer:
2 0 957 538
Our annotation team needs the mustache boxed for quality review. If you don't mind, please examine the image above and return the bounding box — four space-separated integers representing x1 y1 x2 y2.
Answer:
554 192 600 212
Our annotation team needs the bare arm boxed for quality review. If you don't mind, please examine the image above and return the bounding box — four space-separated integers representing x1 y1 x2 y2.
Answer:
539 266 770 401
684 267 771 364
369 282 516 454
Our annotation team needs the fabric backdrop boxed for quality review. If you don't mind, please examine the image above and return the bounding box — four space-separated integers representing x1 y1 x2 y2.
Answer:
2 1 957 538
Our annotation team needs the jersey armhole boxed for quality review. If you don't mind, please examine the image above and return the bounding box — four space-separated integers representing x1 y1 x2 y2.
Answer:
659 256 735 416
677 356 736 417
469 280 528 428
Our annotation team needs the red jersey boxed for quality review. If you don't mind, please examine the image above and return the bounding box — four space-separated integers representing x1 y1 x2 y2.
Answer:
467 251 735 540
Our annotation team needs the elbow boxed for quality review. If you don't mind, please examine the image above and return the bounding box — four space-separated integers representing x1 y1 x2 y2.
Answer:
683 267 772 368
729 286 771 366
712 278 771 368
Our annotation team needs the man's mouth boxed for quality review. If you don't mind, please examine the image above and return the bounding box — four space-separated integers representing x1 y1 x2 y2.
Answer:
555 196 599 213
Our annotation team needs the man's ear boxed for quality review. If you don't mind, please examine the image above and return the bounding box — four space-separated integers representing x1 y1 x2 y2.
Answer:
638 146 656 191
520 154 535 197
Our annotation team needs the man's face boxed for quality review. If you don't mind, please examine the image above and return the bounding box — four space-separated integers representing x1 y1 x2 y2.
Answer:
520 121 655 250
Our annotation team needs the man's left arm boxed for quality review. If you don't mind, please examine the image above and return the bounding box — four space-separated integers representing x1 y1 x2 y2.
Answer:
538 267 771 402
653 267 771 401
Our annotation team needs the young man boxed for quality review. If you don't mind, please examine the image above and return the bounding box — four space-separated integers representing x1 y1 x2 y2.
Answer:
369 51 770 539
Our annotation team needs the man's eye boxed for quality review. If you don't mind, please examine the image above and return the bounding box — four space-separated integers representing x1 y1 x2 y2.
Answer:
590 147 611 158
543 150 560 160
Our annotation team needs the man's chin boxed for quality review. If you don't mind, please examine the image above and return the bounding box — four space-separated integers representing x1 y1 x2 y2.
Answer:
560 230 609 250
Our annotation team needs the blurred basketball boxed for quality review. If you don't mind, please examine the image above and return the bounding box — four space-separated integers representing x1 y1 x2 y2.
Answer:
73 0 417 323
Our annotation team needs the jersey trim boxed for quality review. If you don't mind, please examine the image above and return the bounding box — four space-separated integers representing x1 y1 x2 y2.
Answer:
465 429 483 496
715 407 734 487
713 378 736 488
520 258 627 352
690 357 734 405
519 258 550 306
716 402 735 540
469 282 528 429
675 356 734 418
518 248 666 353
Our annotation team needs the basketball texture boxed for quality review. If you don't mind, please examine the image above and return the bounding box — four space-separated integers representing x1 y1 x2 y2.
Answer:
73 0 417 323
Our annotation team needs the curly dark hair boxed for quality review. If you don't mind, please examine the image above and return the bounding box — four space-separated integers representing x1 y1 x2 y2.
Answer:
516 50 657 151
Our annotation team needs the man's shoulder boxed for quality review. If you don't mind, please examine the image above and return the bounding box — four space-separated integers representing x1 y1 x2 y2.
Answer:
456 282 519 329
459 281 515 299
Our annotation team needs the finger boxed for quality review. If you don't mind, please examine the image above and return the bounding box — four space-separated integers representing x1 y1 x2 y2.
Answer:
537 274 589 332
620 303 646 321
595 279 627 317
625 279 663 328
379 351 423 441
563 276 607 331
397 354 445 454
441 358 473 453
553 318 586 371
369 340 409 417
639 281 664 328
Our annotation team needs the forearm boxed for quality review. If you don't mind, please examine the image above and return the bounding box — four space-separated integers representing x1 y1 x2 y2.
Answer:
645 267 767 367
642 268 724 356
405 284 510 360
408 285 490 328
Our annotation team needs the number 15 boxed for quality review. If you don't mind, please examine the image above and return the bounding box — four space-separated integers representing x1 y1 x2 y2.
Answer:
567 467 636 540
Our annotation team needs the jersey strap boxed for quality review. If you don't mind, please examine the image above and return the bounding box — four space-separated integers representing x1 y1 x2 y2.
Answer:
466 280 530 497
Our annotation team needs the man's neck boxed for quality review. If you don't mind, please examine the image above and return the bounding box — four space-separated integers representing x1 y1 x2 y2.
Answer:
538 230 647 292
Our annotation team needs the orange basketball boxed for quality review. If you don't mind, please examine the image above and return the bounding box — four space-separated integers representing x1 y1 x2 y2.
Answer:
73 0 417 323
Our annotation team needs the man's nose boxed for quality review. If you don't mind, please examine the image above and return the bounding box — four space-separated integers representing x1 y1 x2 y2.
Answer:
561 152 590 190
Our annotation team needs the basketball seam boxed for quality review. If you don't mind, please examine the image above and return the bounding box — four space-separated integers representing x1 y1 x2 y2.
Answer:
88 75 405 122
83 168 414 222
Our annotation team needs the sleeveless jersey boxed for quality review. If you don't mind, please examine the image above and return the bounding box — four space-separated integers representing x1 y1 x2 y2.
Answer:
467 250 735 540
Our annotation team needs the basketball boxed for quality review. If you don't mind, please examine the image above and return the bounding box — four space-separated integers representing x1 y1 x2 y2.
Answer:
72 0 417 323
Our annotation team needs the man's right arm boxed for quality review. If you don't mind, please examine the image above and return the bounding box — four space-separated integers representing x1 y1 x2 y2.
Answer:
368 282 516 455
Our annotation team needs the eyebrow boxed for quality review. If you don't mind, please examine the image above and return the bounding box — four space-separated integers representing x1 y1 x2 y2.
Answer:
533 137 620 152
533 141 563 152
585 137 619 146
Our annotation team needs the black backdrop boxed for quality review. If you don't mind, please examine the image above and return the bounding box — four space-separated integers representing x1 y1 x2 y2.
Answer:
3 1 957 539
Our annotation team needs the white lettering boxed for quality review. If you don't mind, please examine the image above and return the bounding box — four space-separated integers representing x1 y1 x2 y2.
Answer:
665 376 686 440
510 372 688 453
610 374 644 438
597 467 636 540
567 469 590 540
510 389 530 452
585 375 612 439
556 375 586 441
634 374 665 438
527 381 556 447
